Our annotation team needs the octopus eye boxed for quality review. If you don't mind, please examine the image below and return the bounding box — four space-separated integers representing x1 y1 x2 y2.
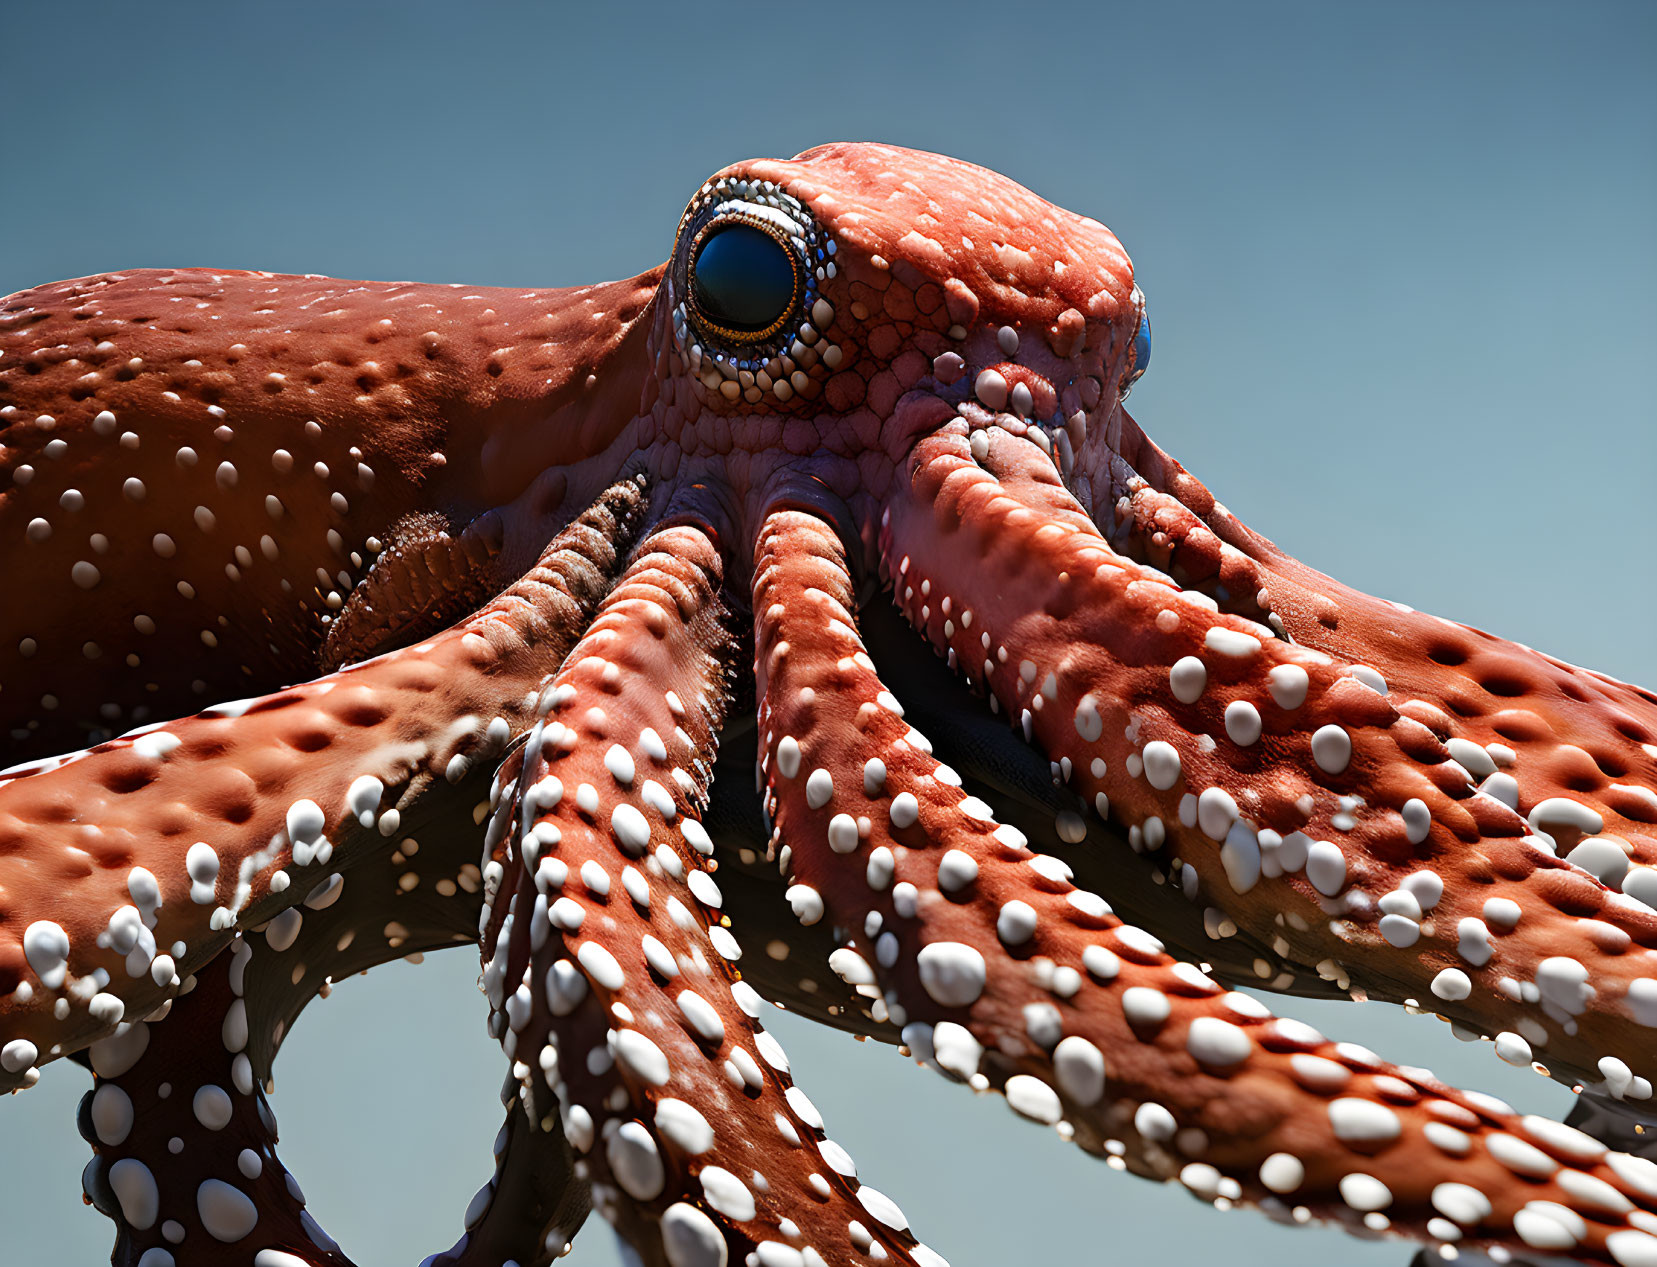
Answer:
1122 307 1151 398
688 221 802 343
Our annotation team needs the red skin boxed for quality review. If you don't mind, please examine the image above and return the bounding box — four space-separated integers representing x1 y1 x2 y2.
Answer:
756 506 1657 1261
1 142 1654 1265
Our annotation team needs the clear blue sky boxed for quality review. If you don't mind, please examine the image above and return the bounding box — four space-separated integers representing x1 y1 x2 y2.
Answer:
3 2 1653 1264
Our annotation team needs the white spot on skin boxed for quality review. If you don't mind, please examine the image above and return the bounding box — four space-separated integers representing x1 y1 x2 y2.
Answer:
1339 1173 1393 1212
997 900 1038 945
805 768 835 809
1134 1102 1177 1142
186 842 221 904
661 1202 728 1267
1142 741 1181 790
1457 918 1494 967
264 908 302 953
90 1084 134 1144
676 990 726 1044
608 1121 666 1201
610 804 652 855
1204 628 1259 657
1267 664 1310 709
1122 987 1171 1028
786 885 824 925
821 813 859 855
108 1159 160 1229
656 1099 716 1155
856 1186 911 1232
699 1165 757 1222
1224 701 1262 746
89 1023 150 1077
1305 841 1347 896
974 368 1009 410
193 1084 234 1130
1186 1016 1252 1067
22 921 70 989
604 744 636 785
1053 1036 1106 1105
197 1178 259 1241
1005 1074 1062 1123
1312 725 1352 774
1432 1182 1493 1225
1074 694 1103 741
1529 797 1604 840
775 736 801 779
1220 821 1262 894
937 849 979 894
917 941 987 1007
1169 657 1206 704
1328 1098 1402 1143
1431 968 1472 1001
1260 1153 1305 1194
577 942 625 991
1196 787 1238 841
1402 869 1443 910
889 792 920 829
863 758 887 795
612 1029 672 1087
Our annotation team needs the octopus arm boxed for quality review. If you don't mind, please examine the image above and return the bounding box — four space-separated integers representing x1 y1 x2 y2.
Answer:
880 426 1657 1093
858 596 1351 1002
753 503 1657 1263
1096 407 1657 886
701 724 887 1033
0 483 645 1092
479 523 944 1267
78 950 353 1265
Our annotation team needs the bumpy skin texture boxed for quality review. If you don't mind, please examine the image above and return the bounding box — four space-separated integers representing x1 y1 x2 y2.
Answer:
2 142 1656 1267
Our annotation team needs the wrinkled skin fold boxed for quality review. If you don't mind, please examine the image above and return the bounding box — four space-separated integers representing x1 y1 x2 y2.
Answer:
2 142 1655 1266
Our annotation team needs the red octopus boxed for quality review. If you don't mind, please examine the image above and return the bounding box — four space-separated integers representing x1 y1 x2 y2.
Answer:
2 143 1656 1267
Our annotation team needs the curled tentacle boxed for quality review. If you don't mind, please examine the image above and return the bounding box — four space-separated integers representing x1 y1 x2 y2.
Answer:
879 425 1657 1093
753 503 1657 1263
481 521 946 1267
0 483 643 1092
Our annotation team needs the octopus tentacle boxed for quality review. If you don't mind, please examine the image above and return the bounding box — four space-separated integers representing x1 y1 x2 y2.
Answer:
316 506 512 674
881 425 1657 1092
753 503 1657 1262
78 948 351 1267
76 740 585 1266
1094 407 1657 877
703 724 884 1035
860 596 1344 1000
0 483 644 1092
421 1081 591 1267
479 521 945 1267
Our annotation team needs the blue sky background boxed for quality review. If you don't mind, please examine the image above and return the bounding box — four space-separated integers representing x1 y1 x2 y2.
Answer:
2 2 1653 1263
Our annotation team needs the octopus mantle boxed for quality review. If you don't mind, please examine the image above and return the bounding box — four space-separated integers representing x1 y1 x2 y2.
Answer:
2 143 1656 1267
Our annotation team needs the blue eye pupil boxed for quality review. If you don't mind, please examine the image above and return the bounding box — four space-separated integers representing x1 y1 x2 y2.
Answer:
692 224 798 334
1126 312 1151 391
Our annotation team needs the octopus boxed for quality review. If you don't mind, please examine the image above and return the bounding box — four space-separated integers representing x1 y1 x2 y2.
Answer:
2 142 1656 1267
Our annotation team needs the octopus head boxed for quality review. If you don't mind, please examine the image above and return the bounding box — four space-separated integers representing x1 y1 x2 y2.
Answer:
650 143 1150 543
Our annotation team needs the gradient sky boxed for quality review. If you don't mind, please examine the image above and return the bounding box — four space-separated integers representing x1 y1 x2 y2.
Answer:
2 2 1653 1264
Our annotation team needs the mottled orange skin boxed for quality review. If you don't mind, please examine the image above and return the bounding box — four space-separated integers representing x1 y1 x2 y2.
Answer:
2 143 1655 1266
